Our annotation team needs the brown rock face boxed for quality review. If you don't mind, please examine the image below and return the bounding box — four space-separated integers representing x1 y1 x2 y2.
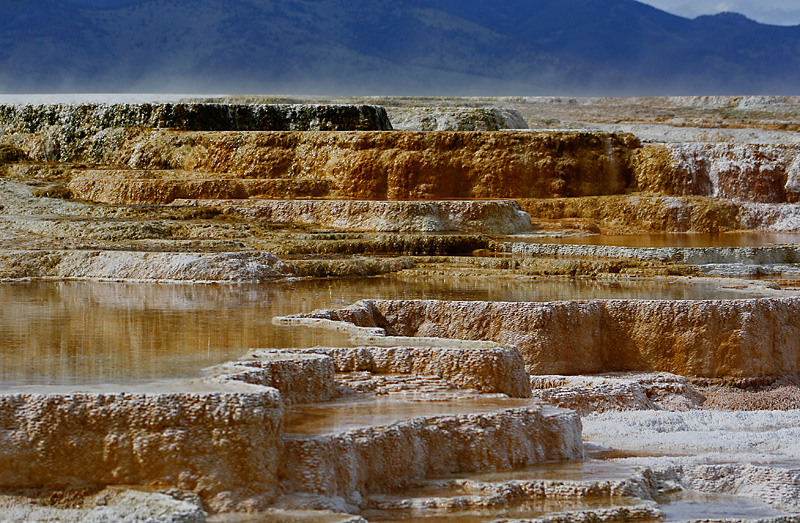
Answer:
289 298 800 378
519 195 743 233
0 392 284 511
63 131 638 201
0 144 29 165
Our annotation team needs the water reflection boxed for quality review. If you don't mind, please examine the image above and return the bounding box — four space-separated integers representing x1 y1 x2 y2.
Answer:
658 491 791 522
361 497 642 523
0 276 773 388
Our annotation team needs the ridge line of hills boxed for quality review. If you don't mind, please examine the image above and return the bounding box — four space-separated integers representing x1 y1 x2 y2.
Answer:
1 0 799 95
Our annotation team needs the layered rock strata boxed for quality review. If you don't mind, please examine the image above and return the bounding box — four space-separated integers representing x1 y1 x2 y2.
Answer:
0 339 588 515
266 346 532 398
0 391 285 512
60 131 637 200
55 136 800 207
281 405 583 500
0 250 296 282
501 242 800 266
169 199 533 234
634 143 800 203
521 195 800 233
518 195 743 233
0 103 392 162
282 298 800 377
360 468 659 514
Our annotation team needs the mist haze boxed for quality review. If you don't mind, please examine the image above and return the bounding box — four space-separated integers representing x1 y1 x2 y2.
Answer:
2 0 800 95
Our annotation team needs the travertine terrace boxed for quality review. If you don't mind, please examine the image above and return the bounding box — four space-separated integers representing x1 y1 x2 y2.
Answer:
1 95 800 522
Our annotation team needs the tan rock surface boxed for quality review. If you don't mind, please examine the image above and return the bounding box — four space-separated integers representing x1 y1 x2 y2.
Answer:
169 199 533 234
0 392 284 511
288 298 800 378
59 131 637 201
68 178 332 204
519 195 743 233
281 405 583 499
212 353 336 405
270 346 532 398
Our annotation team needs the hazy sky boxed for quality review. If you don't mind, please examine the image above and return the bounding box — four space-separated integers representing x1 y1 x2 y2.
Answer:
639 0 800 25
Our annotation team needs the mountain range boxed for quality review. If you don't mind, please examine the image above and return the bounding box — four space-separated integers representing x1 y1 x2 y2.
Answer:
1 0 799 95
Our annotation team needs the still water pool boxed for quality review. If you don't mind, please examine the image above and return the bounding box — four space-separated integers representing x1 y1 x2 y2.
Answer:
0 275 777 388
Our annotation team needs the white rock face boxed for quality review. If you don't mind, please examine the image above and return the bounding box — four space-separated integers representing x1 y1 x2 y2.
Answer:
0 250 296 282
583 409 800 510
742 202 800 232
388 107 528 131
639 143 800 203
584 409 800 457
171 199 534 235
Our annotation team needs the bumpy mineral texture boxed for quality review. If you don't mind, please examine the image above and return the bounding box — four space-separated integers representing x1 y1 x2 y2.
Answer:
518 195 744 233
169 199 533 234
0 391 284 512
0 103 392 161
213 353 337 404
633 143 800 203
287 298 800 378
281 405 583 499
387 107 528 131
272 346 532 398
61 131 638 200
0 250 297 282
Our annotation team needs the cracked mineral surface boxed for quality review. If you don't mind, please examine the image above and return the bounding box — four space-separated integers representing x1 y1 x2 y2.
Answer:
1 95 800 523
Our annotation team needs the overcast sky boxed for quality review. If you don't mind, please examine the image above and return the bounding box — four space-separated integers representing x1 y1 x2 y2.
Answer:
639 0 800 25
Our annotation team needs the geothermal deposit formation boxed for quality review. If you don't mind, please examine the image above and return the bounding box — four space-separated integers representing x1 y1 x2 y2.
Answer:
0 95 800 522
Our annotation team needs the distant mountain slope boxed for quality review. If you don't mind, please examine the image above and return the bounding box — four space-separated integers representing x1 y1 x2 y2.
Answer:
0 0 798 94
